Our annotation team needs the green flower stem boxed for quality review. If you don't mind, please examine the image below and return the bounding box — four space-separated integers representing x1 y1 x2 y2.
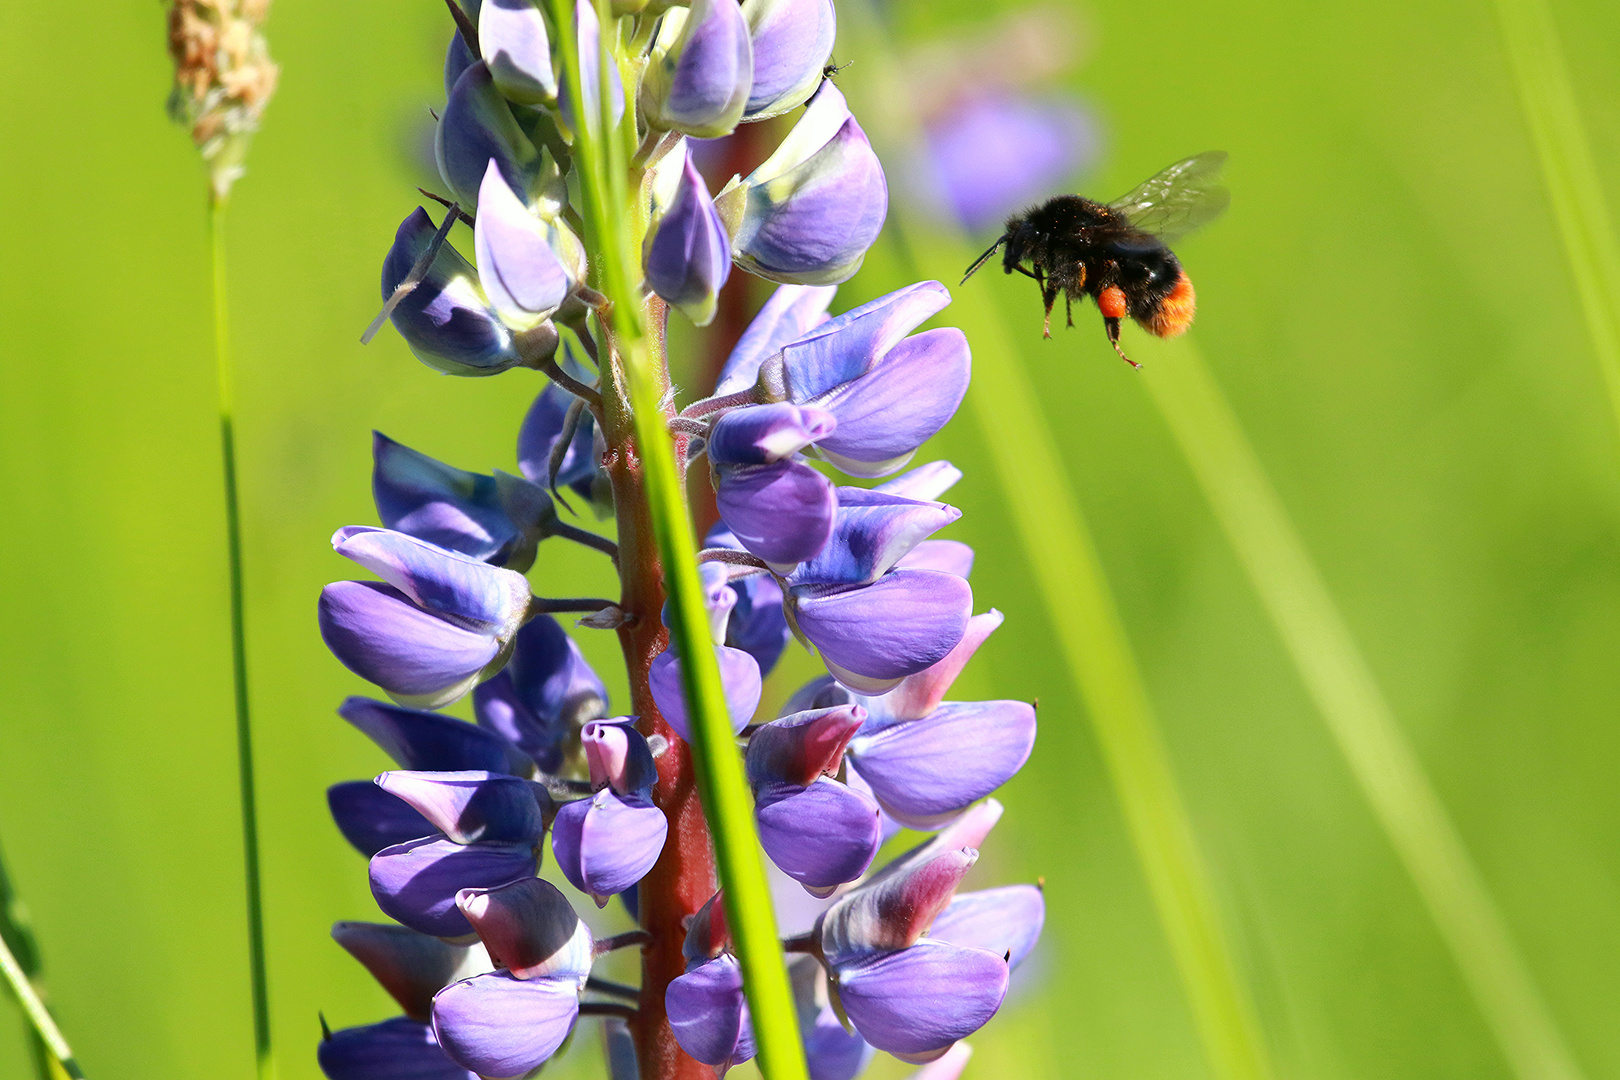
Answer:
1490 0 1620 451
547 4 807 1077
209 193 275 1080
0 905 82 1079
0 834 72 1080
1138 340 1587 1080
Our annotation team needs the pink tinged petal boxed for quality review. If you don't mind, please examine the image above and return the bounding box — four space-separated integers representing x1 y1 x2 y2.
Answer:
370 836 539 938
818 847 978 961
328 781 436 857
432 970 581 1078
929 885 1046 971
339 696 533 776
790 490 960 586
682 890 732 964
850 699 1033 830
376 771 550 845
318 1015 477 1080
906 1040 974 1080
708 403 836 465
715 283 837 395
878 610 1002 722
666 954 756 1068
756 778 883 891
581 718 660 795
331 526 531 632
318 581 500 708
772 280 951 402
833 941 1008 1060
550 791 668 904
331 921 490 1022
790 569 972 694
479 0 556 104
745 705 866 787
811 328 971 477
714 460 837 573
642 0 754 137
874 460 963 502
644 147 734 325
895 540 975 579
475 161 573 324
455 878 593 981
741 0 836 120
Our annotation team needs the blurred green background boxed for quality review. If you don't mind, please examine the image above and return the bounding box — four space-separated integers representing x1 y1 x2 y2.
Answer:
4 0 1620 1077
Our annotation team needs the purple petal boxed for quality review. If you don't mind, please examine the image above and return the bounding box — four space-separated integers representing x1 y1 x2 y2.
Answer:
774 280 951 402
319 581 500 707
818 847 978 960
812 328 971 477
328 781 436 858
376 771 549 845
877 610 1001 723
432 971 580 1077
332 527 531 632
455 878 593 980
550 790 668 903
929 885 1046 971
473 671 561 773
790 490 960 587
370 836 538 938
895 540 974 579
704 524 793 675
805 1002 872 1080
437 61 543 207
479 0 557 105
339 696 533 775
382 208 521 377
790 569 972 694
756 778 882 890
848 701 1035 829
714 460 836 572
643 0 754 137
745 704 865 787
318 1016 476 1080
714 283 836 395
833 941 1008 1059
581 718 660 796
372 432 527 565
742 0 836 120
516 380 600 492
645 146 733 325
708 403 836 465
874 460 963 502
666 954 756 1068
649 645 762 741
475 161 574 323
331 921 488 1022
444 27 476 102
473 616 608 768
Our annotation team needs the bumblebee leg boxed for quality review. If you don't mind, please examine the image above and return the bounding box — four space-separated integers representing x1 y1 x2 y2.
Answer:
1042 282 1060 339
1065 292 1074 329
1104 317 1140 369
1010 264 1041 281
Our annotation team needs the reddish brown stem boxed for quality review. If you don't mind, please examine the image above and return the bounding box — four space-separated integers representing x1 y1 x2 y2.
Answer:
600 296 717 1080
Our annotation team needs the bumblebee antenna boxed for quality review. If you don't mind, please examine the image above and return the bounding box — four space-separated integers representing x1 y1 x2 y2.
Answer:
960 236 1006 285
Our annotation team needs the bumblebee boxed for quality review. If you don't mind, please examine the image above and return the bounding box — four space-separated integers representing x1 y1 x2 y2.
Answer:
962 151 1229 367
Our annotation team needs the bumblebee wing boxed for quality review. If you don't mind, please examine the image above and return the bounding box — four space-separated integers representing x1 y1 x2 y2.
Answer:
1107 151 1229 244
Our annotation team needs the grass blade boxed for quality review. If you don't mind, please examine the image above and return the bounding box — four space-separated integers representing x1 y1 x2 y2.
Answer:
1141 340 1585 1080
0 845 83 1080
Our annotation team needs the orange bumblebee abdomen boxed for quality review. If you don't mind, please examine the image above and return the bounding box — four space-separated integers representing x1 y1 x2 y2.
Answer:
1143 272 1195 338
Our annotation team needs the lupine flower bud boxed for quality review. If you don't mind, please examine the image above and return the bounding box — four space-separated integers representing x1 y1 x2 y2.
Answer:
557 0 625 139
641 0 754 137
318 1016 475 1080
454 878 593 980
373 431 557 571
747 706 882 891
328 781 436 857
432 971 583 1077
376 771 550 845
789 569 973 694
715 83 886 285
479 0 557 104
319 528 533 708
709 403 836 464
551 720 668 904
381 209 528 377
340 695 535 776
644 144 734 325
649 642 763 741
438 61 548 207
331 921 493 1021
714 283 836 395
474 161 583 329
369 836 539 938
739 0 836 121
473 615 608 770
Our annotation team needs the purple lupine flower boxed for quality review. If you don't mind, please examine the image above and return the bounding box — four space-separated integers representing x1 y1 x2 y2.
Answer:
551 719 668 904
318 1015 476 1080
372 431 557 571
715 83 887 285
740 0 836 121
713 282 836 395
515 379 610 513
327 780 436 857
437 60 545 207
478 0 556 105
331 921 492 1021
708 402 839 572
376 770 551 845
431 879 593 1076
704 524 792 675
788 488 961 587
641 0 754 137
928 884 1046 971
381 208 528 377
318 527 533 708
666 893 758 1070
474 614 608 771
370 835 540 938
339 695 535 777
789 955 873 1080
474 161 583 329
747 705 882 892
644 143 734 325
648 642 762 741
